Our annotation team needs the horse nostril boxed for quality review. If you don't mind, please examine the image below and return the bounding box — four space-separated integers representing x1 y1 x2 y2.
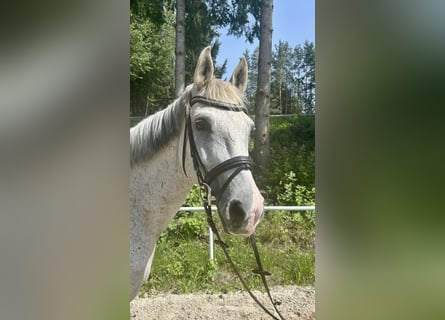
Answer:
228 200 246 228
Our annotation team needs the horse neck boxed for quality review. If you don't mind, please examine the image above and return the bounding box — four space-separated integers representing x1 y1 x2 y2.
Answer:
130 115 196 240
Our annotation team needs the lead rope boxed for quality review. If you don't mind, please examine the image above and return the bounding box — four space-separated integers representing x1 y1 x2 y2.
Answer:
250 235 286 320
201 186 286 320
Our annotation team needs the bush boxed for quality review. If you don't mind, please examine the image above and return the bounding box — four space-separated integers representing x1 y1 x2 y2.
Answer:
264 116 315 204
276 171 315 206
159 185 208 244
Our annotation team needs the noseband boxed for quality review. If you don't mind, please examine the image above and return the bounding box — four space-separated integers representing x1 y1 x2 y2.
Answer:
182 95 254 201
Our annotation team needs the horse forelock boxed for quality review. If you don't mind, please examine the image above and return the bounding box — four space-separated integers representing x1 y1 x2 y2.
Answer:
200 78 246 107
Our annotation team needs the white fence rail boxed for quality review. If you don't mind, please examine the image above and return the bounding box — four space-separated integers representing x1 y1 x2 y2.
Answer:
178 205 315 212
178 205 316 260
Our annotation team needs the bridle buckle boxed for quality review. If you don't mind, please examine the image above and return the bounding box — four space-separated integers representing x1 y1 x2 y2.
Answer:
201 182 213 207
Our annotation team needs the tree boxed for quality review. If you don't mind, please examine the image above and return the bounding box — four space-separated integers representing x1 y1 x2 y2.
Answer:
292 41 315 114
252 0 273 182
184 0 220 85
301 41 315 114
271 40 295 114
243 40 316 116
130 0 169 26
175 0 186 97
130 4 175 116
243 47 259 113
208 0 261 43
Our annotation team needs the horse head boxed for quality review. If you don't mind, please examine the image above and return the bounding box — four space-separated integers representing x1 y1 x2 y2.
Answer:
186 47 264 236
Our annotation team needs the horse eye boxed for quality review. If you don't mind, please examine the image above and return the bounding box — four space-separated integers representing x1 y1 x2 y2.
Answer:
195 118 209 131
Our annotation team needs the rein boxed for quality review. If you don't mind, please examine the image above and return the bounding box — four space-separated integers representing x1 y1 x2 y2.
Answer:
182 95 286 320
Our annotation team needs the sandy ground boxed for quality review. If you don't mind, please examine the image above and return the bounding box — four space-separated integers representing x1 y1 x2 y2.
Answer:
130 285 315 320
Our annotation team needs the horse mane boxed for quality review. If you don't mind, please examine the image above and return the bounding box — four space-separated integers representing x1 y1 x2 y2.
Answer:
130 79 246 167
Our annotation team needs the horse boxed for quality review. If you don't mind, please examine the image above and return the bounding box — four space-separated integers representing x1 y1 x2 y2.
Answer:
130 47 265 301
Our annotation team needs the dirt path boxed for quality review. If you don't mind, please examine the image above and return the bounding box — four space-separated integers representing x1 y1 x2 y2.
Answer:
130 285 315 320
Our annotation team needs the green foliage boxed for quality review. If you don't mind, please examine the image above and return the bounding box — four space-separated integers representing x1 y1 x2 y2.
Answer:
159 210 208 244
130 0 171 26
183 1 227 85
207 0 261 43
264 116 315 204
277 172 315 206
257 209 315 252
142 240 219 294
130 1 232 116
142 208 314 295
130 16 152 80
129 117 140 128
130 12 175 82
245 40 316 115
130 9 175 115
159 185 207 245
183 184 203 207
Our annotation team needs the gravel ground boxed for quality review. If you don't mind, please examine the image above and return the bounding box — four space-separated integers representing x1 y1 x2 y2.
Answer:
130 285 315 320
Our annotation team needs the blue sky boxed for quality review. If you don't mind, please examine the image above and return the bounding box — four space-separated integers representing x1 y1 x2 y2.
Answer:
216 0 315 78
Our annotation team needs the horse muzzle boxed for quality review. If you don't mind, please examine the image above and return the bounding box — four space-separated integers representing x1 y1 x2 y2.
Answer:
221 186 264 236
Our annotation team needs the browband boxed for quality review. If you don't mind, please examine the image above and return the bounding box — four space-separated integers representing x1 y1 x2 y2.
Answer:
190 96 247 113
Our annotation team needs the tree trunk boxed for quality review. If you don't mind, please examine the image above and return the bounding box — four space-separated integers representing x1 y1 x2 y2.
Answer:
175 0 186 98
253 0 273 182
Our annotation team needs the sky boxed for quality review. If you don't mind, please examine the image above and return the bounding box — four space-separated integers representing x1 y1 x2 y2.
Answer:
216 0 315 78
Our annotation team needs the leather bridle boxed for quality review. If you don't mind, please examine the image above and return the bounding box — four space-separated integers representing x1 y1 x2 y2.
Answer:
181 95 286 320
182 95 254 202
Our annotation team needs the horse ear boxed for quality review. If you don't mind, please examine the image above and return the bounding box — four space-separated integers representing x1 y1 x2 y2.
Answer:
230 57 248 93
194 46 214 90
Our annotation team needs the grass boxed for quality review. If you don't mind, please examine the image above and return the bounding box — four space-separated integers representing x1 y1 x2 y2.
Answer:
140 209 315 296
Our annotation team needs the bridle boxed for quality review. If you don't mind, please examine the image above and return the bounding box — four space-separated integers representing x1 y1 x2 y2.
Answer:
182 95 254 201
181 95 286 320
